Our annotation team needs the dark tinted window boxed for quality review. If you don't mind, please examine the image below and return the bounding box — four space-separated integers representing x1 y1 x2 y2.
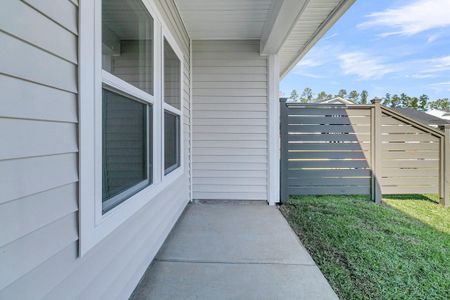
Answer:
102 89 151 212
164 111 180 174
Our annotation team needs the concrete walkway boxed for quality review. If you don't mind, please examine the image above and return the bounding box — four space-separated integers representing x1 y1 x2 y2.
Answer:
130 202 338 300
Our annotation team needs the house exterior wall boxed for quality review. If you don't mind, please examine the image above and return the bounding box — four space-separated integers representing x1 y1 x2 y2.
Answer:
0 0 191 299
192 40 269 201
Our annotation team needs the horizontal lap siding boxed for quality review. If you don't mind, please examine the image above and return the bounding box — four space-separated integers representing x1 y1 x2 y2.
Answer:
380 113 440 194
0 0 191 299
0 0 80 295
192 40 268 201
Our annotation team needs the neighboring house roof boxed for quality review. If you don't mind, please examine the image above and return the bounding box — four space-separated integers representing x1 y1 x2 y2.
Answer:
174 0 356 77
392 108 450 127
317 97 355 105
426 109 450 120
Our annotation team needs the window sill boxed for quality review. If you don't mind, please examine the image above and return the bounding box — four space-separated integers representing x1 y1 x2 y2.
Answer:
80 167 184 256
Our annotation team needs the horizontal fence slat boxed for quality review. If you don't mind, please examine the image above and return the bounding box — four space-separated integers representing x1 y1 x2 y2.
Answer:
288 186 370 195
286 108 347 115
288 142 371 151
381 167 439 177
381 186 438 194
288 169 372 178
381 142 439 151
381 160 439 168
381 125 424 134
382 134 439 142
288 151 369 160
289 177 370 186
287 116 368 125
288 134 370 142
379 177 438 185
286 108 371 117
288 116 371 125
288 124 370 134
289 160 370 168
382 151 439 159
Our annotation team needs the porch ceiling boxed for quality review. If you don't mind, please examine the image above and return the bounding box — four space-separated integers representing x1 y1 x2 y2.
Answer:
175 0 355 77
174 0 274 40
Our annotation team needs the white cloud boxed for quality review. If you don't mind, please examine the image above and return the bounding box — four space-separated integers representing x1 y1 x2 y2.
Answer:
429 81 450 92
338 52 396 80
294 45 338 69
431 56 450 69
432 81 450 86
324 33 339 40
427 34 440 44
292 44 343 78
414 55 450 77
358 0 450 37
296 58 322 68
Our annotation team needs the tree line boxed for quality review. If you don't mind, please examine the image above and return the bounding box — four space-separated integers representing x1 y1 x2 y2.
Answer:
288 88 450 111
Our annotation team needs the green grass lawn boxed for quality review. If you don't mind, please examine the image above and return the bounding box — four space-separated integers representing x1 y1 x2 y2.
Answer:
280 194 450 300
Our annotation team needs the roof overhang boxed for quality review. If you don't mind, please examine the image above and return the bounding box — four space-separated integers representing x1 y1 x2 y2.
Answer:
278 0 356 78
174 0 355 77
260 0 309 55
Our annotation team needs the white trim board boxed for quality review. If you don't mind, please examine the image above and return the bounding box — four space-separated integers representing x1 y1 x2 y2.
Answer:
267 54 280 205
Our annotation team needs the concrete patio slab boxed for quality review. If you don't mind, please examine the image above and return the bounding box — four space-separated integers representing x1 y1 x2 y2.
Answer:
131 261 337 300
157 202 315 265
131 202 338 300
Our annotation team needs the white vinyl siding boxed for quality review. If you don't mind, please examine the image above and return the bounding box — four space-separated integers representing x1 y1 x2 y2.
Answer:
0 0 191 299
192 40 268 201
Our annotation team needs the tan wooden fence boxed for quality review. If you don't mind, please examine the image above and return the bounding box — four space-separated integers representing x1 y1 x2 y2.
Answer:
280 98 449 207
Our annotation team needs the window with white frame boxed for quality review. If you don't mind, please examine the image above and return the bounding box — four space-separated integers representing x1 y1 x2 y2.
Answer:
101 0 154 213
163 38 181 174
79 0 185 255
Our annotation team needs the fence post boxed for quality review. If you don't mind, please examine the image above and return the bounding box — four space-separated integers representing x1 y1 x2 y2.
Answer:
280 98 289 203
371 98 382 204
439 125 450 207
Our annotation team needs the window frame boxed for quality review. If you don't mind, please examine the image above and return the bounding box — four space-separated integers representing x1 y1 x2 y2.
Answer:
162 34 184 177
100 85 152 214
79 0 185 256
163 110 181 175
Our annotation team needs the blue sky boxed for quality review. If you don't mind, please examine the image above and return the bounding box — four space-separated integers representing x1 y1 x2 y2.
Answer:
280 0 450 100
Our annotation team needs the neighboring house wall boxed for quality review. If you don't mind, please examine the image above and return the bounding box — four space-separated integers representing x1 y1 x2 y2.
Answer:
192 40 268 200
0 1 191 299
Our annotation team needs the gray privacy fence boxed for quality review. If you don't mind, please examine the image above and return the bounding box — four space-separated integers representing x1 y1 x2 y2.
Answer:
280 98 450 207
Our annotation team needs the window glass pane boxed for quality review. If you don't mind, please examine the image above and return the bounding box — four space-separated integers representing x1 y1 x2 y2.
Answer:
102 89 151 212
102 0 153 95
164 111 180 173
164 39 181 109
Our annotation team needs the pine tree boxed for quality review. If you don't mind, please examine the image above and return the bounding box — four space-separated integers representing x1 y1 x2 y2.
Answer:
429 98 450 111
410 97 419 109
360 90 369 104
337 89 347 98
391 94 400 108
400 93 411 107
317 91 328 101
349 90 359 103
289 89 299 102
300 87 313 103
382 93 391 107
418 94 429 111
